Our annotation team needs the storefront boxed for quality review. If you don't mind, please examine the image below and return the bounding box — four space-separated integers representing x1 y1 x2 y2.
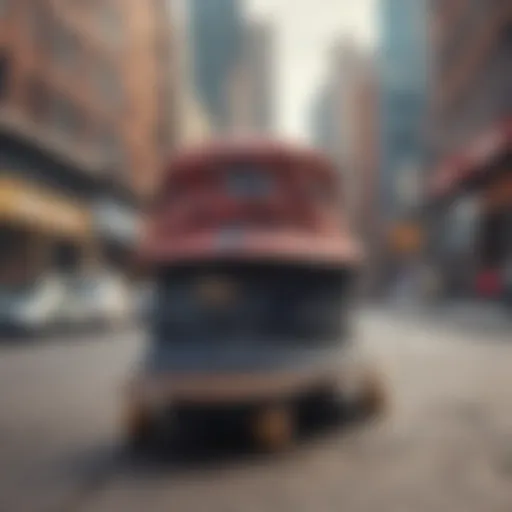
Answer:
94 199 141 276
0 176 92 285
428 118 512 300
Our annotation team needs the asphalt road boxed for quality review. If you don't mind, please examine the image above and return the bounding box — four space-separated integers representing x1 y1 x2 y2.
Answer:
1 310 511 512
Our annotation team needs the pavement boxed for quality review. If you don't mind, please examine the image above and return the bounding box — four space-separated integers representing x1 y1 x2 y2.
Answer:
0 310 511 512
381 298 512 341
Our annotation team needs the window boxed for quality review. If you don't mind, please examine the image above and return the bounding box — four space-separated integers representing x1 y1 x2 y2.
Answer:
26 78 50 120
99 2 122 46
0 0 9 17
99 128 125 173
94 60 121 107
51 26 80 71
0 53 10 101
28 3 52 49
50 96 84 139
225 166 274 199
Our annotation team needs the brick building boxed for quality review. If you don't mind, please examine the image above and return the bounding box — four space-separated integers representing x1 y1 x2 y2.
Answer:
0 0 179 285
427 0 512 299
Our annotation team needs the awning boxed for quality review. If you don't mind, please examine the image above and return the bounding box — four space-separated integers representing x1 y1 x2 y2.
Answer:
429 118 512 199
0 176 91 239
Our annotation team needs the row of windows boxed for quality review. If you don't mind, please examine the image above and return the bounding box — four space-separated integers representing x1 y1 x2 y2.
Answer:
435 30 512 157
1 0 123 108
1 0 122 45
0 52 124 175
438 0 496 77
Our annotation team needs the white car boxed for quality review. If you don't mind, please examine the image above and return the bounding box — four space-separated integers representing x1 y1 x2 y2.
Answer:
79 274 133 329
56 276 99 329
0 276 67 336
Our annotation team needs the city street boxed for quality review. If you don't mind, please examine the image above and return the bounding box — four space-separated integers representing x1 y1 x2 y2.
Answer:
1 310 512 512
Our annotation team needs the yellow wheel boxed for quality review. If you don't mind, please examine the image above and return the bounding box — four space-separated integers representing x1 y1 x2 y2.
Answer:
251 406 295 452
358 368 389 418
124 400 154 451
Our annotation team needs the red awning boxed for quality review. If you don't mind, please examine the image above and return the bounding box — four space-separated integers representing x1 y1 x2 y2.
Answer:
430 117 512 199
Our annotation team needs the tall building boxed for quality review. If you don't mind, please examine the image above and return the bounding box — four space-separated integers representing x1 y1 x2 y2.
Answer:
229 20 274 133
178 91 214 146
187 0 243 131
323 40 379 231
378 0 428 221
310 42 382 294
0 0 179 284
349 54 381 256
426 0 512 299
309 83 337 155
309 42 372 220
169 0 213 147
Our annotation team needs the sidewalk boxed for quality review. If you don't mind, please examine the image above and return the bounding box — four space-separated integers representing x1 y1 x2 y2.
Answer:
380 298 512 340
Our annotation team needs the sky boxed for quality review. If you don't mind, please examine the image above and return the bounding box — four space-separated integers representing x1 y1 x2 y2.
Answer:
247 0 377 141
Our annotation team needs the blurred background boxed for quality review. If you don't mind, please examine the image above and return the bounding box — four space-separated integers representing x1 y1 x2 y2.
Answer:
1 0 511 333
0 1 512 510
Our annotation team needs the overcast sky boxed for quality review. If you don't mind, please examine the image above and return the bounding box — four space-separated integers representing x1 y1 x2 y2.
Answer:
247 0 377 141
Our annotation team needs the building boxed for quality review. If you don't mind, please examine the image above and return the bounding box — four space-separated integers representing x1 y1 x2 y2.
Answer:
0 0 179 285
331 41 367 227
309 44 357 205
426 0 512 300
178 92 214 147
335 44 382 294
309 43 382 294
229 19 274 134
376 0 429 290
318 41 379 233
378 0 428 221
170 0 213 147
309 42 377 225
187 0 244 131
309 83 337 155
349 54 382 295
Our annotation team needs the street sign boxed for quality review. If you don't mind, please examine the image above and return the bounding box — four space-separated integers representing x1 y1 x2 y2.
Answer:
389 223 424 254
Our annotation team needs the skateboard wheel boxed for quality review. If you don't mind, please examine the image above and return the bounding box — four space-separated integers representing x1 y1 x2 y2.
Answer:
358 369 389 418
252 406 295 451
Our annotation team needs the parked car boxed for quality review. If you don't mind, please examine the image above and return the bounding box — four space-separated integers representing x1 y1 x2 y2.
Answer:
70 273 133 329
57 276 97 329
0 275 67 336
92 274 132 328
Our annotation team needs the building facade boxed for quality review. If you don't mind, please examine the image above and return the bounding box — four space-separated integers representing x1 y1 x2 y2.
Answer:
378 0 428 221
318 41 380 234
427 0 512 300
187 0 243 131
0 0 179 286
349 54 382 295
229 19 274 134
309 43 382 295
309 83 337 156
178 91 213 146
